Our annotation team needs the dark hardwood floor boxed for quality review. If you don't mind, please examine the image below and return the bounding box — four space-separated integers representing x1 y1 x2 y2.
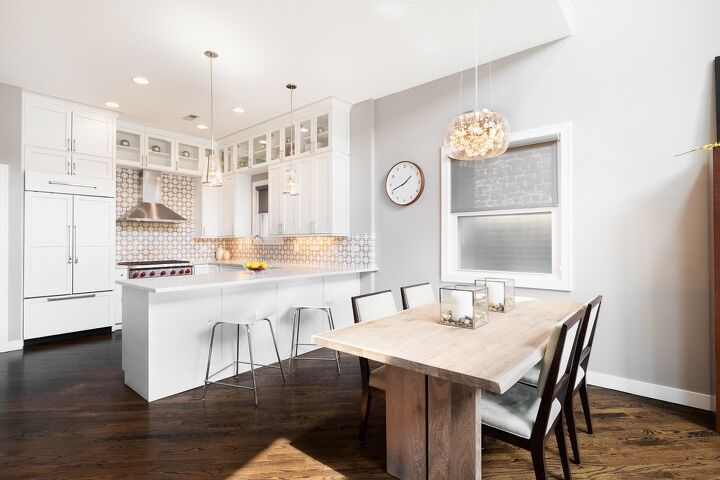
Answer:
0 331 718 479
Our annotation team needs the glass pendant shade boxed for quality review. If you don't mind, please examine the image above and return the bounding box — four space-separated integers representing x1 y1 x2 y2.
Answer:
444 109 510 160
282 167 298 196
202 151 223 186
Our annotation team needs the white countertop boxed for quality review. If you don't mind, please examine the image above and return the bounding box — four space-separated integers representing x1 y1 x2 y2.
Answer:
116 264 377 294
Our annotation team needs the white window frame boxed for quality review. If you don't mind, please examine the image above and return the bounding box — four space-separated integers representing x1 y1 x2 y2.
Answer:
441 122 573 291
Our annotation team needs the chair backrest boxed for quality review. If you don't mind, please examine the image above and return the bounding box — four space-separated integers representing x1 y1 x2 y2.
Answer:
352 291 397 324
532 307 585 440
581 295 603 353
351 290 398 392
400 283 435 310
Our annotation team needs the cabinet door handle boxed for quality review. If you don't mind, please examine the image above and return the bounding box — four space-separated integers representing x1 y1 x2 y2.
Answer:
47 293 96 302
72 161 76 175
73 226 79 263
72 139 76 151
66 159 71 175
66 138 71 151
67 225 72 263
279 222 283 234
48 180 97 189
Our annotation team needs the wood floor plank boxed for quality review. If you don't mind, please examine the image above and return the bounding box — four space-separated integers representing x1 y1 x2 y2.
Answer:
0 331 718 479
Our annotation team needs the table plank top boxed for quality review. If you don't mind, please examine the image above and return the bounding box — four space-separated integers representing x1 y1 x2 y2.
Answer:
313 298 584 394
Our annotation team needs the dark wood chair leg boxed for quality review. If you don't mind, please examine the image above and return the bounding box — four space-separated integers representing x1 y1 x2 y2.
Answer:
565 395 581 464
578 379 593 434
555 415 573 480
530 442 548 480
359 391 372 440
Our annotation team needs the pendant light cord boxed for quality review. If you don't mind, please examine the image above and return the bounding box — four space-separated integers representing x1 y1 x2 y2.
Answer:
474 0 478 111
209 55 215 153
485 0 494 111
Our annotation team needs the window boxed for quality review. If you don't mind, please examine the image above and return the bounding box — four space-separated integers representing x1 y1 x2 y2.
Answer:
441 123 572 290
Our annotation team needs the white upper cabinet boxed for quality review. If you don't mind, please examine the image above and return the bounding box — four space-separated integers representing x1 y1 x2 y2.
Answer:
195 174 251 238
23 95 116 182
72 195 114 294
116 122 210 177
24 98 72 152
71 110 114 158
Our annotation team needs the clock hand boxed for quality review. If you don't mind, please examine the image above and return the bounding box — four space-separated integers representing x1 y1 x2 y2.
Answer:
392 176 412 193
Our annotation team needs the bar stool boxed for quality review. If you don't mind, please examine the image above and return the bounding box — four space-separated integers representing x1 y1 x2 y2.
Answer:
288 297 341 374
202 304 286 406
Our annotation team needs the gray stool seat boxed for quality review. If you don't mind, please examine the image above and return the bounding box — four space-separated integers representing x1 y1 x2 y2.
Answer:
203 307 286 407
288 304 341 374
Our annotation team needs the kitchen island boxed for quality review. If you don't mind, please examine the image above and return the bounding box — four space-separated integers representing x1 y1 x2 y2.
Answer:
118 265 376 401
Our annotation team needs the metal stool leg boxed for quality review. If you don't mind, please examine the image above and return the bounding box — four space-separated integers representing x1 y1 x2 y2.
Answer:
235 324 240 376
289 308 298 374
265 318 286 382
327 308 341 373
246 324 258 407
292 308 302 372
203 322 221 400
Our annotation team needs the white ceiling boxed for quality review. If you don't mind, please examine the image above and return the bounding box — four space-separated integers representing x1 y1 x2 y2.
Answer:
0 0 571 138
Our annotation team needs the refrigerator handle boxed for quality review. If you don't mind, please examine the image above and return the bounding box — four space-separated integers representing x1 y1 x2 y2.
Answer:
73 226 79 263
67 225 72 263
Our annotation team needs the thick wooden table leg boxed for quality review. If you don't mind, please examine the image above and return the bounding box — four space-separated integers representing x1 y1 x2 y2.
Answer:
428 376 482 480
385 365 427 479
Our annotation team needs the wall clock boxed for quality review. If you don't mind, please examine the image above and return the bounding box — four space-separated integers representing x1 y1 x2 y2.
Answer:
385 161 425 206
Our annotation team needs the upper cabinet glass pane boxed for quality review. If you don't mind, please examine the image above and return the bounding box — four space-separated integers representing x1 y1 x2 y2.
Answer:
284 125 295 157
177 143 200 172
227 145 234 172
270 130 281 161
219 148 225 172
253 134 267 165
146 136 172 168
237 140 249 169
116 130 142 165
316 114 329 149
300 119 312 153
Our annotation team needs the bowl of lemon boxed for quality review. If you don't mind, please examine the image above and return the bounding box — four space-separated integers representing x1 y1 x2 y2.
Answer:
243 260 270 273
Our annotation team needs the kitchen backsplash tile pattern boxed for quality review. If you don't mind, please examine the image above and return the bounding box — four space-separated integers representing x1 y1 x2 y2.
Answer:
115 168 375 268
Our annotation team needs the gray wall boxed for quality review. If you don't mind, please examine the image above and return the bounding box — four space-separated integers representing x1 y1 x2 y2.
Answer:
0 83 23 343
372 0 719 397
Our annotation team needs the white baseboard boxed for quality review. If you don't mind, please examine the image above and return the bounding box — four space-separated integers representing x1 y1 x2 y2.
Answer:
0 339 23 353
587 370 716 412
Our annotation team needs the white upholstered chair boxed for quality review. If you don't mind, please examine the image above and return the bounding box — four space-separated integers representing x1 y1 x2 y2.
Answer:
351 290 397 440
400 282 435 309
481 307 585 480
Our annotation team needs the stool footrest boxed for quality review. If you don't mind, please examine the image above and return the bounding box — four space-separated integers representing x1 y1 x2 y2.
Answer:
291 356 340 362
205 380 255 390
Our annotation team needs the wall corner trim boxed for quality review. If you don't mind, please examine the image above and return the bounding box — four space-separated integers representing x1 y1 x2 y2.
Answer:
587 370 716 412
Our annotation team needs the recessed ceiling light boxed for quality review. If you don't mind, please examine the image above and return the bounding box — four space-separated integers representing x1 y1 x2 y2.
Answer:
232 107 245 114
104 101 120 108
197 124 208 130
132 76 150 85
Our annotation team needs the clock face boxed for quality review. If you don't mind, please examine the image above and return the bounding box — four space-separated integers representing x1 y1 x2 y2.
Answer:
385 161 425 206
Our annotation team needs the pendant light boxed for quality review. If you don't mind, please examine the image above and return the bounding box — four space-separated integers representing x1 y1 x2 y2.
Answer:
283 83 299 196
444 0 509 160
202 50 223 187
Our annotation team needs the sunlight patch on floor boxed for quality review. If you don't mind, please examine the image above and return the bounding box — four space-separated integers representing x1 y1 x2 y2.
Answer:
225 437 343 480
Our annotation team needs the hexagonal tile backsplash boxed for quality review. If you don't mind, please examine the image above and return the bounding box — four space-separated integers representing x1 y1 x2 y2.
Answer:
116 168 375 268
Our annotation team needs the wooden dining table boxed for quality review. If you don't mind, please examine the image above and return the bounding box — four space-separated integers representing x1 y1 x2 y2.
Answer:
312 298 584 479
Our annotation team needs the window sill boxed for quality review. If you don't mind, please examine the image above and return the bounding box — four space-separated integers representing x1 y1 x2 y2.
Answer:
442 270 571 292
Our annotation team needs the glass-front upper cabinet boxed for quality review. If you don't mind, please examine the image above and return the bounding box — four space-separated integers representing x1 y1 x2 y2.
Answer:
284 125 295 158
219 147 225 173
145 134 174 171
299 118 312 154
116 129 143 167
226 145 234 173
177 143 201 175
236 140 250 169
253 134 267 166
270 129 281 161
316 113 330 150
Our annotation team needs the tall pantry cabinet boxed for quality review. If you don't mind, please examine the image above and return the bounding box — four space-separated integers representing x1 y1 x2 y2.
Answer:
22 93 117 340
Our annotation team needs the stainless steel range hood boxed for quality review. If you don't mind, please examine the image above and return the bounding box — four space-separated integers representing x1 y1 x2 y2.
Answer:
123 170 186 224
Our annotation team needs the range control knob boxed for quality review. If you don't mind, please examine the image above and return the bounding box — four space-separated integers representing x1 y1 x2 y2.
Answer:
185 268 192 274
132 272 139 278
140 271 146 278
160 271 166 276
149 271 156 277
170 270 176 275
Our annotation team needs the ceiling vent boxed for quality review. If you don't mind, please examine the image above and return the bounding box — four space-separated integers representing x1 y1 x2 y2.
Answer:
182 114 198 121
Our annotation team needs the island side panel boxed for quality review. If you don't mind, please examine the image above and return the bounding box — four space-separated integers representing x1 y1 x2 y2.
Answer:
122 286 150 400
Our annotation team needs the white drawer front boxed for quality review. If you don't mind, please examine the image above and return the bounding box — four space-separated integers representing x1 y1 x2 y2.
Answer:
25 171 115 198
24 292 112 339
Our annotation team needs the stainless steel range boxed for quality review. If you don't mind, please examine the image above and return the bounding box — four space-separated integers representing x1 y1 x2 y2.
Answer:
118 260 194 279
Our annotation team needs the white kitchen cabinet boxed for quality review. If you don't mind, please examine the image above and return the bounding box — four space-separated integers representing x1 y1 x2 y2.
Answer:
24 292 112 340
24 192 73 298
196 174 251 238
72 196 114 293
23 95 116 182
116 128 144 168
198 183 219 237
114 267 127 331
177 143 203 176
145 133 175 172
268 152 349 235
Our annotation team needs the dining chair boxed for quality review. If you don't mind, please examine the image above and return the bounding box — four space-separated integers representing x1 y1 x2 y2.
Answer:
400 282 435 309
520 295 603 464
481 307 585 480
351 290 397 440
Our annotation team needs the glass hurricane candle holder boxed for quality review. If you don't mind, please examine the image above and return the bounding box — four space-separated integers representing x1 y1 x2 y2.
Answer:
475 278 515 313
439 284 489 329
